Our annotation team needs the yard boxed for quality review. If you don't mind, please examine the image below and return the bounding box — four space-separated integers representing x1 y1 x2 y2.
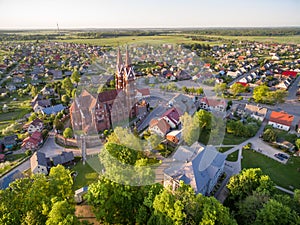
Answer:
226 150 239 162
0 153 27 176
222 133 248 145
71 158 99 190
242 149 300 190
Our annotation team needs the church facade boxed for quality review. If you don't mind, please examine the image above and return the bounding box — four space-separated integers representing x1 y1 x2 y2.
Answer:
70 47 144 134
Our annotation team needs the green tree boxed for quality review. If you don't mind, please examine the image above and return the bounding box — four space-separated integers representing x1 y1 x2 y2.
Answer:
70 70 80 85
230 83 246 97
61 94 70 105
236 192 270 225
263 128 277 142
253 85 269 103
148 133 163 149
54 119 64 132
194 109 212 130
180 112 199 146
227 168 274 201
63 127 73 139
214 83 227 95
295 139 300 150
62 77 73 97
30 85 38 97
46 200 78 225
255 199 300 225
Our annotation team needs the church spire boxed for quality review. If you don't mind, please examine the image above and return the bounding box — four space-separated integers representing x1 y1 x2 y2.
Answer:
125 45 131 67
117 47 123 69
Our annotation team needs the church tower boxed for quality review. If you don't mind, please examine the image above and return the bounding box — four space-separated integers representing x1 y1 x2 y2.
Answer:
115 46 137 118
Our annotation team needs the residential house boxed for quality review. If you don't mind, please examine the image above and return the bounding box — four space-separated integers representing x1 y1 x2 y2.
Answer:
168 94 197 115
33 99 52 113
6 84 16 92
41 86 55 96
199 97 227 112
136 88 150 100
22 131 43 150
52 151 74 166
149 118 171 137
42 104 65 115
51 70 63 80
244 104 267 121
3 135 17 149
268 111 294 131
164 143 226 195
166 130 182 144
162 107 180 129
30 152 51 175
27 118 44 134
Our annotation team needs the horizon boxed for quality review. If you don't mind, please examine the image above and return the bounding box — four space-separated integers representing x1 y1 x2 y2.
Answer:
0 0 299 29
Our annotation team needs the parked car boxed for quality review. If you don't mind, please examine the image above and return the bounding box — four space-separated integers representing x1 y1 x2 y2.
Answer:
278 153 289 159
274 153 284 161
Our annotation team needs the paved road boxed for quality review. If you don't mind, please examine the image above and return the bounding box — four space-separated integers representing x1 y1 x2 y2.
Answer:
287 75 300 101
137 105 167 132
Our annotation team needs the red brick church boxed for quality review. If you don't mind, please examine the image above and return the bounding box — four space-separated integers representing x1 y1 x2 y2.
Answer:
70 47 147 134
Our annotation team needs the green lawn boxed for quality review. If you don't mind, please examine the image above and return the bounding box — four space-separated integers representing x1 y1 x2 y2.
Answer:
222 133 248 145
71 160 99 190
6 153 26 162
242 150 300 190
226 150 239 162
217 147 232 153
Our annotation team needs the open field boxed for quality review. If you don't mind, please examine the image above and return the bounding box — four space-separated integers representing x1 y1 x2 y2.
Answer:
59 35 223 46
242 149 300 190
202 35 300 44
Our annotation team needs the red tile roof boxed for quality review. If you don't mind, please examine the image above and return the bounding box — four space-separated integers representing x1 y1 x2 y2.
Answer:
269 111 294 127
282 71 297 78
162 107 180 125
236 82 249 87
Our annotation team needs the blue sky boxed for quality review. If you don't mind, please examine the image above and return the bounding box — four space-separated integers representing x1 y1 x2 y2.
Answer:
0 0 299 29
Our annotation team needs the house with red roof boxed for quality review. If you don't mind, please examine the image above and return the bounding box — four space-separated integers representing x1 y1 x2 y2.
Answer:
22 131 43 150
268 111 294 131
149 118 171 137
199 97 227 112
162 107 180 129
282 71 297 79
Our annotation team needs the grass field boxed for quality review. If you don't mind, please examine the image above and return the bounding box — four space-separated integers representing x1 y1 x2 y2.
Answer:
59 35 223 46
72 161 99 190
200 35 300 44
242 149 300 190
226 150 239 162
222 133 248 145
59 34 300 47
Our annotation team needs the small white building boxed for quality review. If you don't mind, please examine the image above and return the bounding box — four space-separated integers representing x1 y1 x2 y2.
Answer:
268 111 294 131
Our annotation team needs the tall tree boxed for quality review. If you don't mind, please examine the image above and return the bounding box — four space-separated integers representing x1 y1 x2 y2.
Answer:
70 70 80 85
255 199 300 225
62 77 73 97
230 83 246 97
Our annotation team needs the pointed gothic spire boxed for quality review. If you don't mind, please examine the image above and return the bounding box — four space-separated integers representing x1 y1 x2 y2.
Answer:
117 47 123 69
125 45 131 67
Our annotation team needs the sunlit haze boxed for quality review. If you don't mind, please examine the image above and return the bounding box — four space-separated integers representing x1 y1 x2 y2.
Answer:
0 0 299 29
